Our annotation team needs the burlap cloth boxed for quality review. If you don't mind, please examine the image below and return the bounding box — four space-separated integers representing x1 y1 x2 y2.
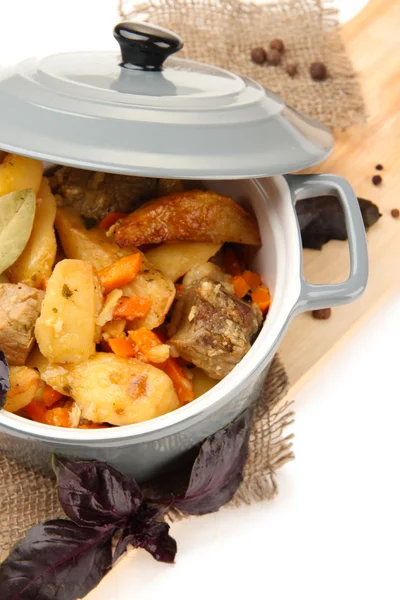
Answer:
119 0 365 129
0 356 293 554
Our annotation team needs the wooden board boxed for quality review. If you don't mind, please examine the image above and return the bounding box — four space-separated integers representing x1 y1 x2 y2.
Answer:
280 0 400 397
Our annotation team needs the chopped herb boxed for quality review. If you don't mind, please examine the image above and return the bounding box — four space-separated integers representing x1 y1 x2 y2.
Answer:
62 284 73 299
80 215 98 230
52 308 58 313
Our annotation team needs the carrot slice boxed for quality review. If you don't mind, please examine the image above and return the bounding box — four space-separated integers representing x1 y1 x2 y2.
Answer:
45 407 71 428
242 270 262 290
232 275 250 299
99 212 128 231
223 247 242 277
98 254 142 294
24 400 48 424
127 328 193 403
43 385 64 407
108 338 136 358
163 358 194 404
113 296 152 320
128 328 162 359
251 285 271 313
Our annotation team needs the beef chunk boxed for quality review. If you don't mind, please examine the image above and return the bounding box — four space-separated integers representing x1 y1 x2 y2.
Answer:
0 284 44 365
169 278 261 380
50 167 158 221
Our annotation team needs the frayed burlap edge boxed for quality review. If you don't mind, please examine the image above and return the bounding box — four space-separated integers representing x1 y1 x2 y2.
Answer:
0 355 293 554
118 0 365 129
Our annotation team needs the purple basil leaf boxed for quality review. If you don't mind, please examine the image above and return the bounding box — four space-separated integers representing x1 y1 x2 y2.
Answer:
296 196 381 250
114 505 177 564
0 350 10 410
0 519 114 600
172 407 254 515
52 455 142 528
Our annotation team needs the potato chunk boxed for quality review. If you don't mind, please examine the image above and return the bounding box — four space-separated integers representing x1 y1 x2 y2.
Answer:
145 242 222 282
4 366 42 413
39 353 179 426
55 208 175 329
8 178 57 288
0 153 43 196
114 190 261 247
35 259 103 364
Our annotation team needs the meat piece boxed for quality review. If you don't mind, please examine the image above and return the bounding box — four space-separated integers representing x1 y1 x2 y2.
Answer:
169 278 262 380
0 283 44 365
50 167 159 221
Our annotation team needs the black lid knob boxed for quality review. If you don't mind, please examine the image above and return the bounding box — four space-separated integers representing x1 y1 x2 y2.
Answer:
114 22 183 71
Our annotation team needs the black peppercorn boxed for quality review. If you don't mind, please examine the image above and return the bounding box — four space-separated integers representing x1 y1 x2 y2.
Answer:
286 63 298 77
391 208 399 219
372 175 382 185
310 62 327 81
270 38 285 53
251 47 267 65
312 308 332 320
375 164 383 170
267 49 281 66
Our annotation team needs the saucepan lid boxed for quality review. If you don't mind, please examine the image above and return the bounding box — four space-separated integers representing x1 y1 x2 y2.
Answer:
0 22 333 179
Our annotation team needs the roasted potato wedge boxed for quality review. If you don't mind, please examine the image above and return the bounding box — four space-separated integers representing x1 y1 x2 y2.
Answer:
39 353 179 426
145 242 222 282
4 366 42 413
192 367 218 399
35 259 103 364
55 208 175 329
8 178 57 288
114 190 261 247
0 153 43 196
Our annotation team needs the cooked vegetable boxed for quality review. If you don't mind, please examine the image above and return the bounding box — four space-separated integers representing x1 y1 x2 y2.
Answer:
7 178 57 288
24 399 48 423
114 190 261 247
182 261 233 292
0 283 44 366
0 189 36 275
108 338 136 358
101 319 126 341
251 285 271 313
192 367 218 399
96 289 123 327
113 296 152 320
127 329 194 403
98 254 142 294
3 366 41 413
43 385 64 407
55 207 175 329
145 242 222 282
38 353 180 426
242 270 262 290
99 211 128 231
35 259 103 364
0 153 43 196
0 273 9 283
232 275 251 299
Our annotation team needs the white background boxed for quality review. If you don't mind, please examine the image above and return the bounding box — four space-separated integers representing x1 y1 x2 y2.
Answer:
2 1 399 599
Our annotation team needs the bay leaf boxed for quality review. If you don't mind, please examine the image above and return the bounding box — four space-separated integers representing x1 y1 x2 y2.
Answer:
0 189 36 274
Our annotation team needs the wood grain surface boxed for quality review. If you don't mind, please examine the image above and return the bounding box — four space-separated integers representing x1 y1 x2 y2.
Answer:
280 0 400 397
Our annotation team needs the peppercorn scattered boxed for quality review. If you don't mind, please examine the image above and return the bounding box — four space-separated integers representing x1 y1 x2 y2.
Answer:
269 38 285 53
372 174 382 186
312 308 332 320
375 164 384 170
310 62 327 81
267 49 281 66
286 63 298 77
251 47 267 65
391 208 399 219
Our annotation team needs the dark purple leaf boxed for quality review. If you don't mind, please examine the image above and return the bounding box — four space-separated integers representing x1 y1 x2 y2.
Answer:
52 455 142 528
114 505 177 564
0 520 114 600
0 350 10 409
296 196 381 250
171 407 254 515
